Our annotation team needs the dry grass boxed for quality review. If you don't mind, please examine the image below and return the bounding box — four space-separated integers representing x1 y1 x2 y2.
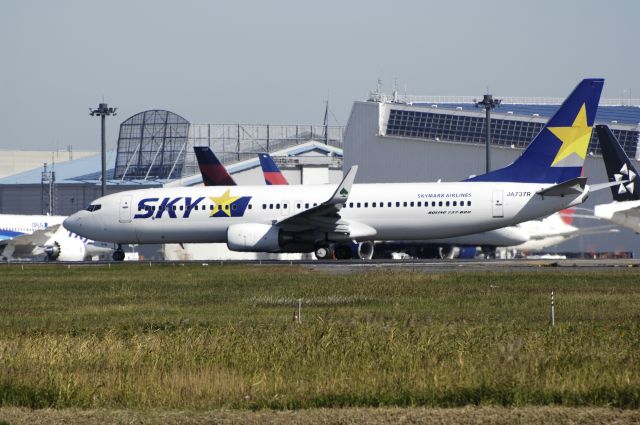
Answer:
0 264 639 411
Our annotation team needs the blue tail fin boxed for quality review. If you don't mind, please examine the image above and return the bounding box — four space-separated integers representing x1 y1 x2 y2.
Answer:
596 125 639 201
193 147 236 186
468 78 604 183
258 153 289 185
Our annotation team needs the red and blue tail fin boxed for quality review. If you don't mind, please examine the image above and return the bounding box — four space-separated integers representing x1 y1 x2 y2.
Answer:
193 147 236 186
467 78 604 184
258 153 288 185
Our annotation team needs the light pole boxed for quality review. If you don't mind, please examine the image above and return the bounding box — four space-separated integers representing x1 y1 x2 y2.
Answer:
475 94 501 173
90 103 117 196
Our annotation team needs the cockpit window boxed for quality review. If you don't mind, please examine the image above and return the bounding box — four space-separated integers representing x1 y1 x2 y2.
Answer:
86 204 102 212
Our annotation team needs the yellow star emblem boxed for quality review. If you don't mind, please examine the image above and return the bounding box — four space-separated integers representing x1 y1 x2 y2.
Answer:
548 103 592 166
209 189 240 217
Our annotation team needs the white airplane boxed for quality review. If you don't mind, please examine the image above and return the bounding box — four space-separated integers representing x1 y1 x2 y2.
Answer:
64 79 605 261
593 125 640 233
0 214 112 261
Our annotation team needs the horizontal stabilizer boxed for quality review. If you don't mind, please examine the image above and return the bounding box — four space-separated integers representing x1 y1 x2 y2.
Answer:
537 177 586 197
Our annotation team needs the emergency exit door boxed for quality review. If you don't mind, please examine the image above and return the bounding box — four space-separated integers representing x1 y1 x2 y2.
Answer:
119 195 132 223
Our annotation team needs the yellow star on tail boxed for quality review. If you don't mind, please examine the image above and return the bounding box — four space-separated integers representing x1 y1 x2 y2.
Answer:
209 189 240 217
548 103 592 166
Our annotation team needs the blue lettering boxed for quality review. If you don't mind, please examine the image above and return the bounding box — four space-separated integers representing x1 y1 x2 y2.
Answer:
183 197 205 218
134 198 159 219
155 197 183 219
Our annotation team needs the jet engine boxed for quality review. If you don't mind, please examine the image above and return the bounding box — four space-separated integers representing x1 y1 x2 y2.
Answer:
333 241 375 260
43 238 87 261
438 245 477 259
227 223 282 252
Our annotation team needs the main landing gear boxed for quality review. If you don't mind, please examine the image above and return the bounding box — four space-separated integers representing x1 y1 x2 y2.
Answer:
112 244 125 261
314 244 335 260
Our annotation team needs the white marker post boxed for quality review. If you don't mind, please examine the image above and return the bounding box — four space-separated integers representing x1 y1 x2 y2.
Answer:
550 291 555 327
298 298 302 324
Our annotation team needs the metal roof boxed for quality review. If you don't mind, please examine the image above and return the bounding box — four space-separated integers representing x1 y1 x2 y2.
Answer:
413 103 640 126
0 150 161 186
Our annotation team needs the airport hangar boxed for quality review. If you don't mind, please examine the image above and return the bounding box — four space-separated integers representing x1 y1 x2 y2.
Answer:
0 94 638 259
343 92 640 257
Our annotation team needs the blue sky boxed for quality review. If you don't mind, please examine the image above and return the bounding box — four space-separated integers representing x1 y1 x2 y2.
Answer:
1 0 638 151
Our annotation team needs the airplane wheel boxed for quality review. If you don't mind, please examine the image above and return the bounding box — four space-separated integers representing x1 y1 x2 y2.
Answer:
112 250 125 261
314 245 334 260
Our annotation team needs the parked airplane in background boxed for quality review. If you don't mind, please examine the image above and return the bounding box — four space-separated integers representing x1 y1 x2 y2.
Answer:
193 146 236 186
65 79 605 260
593 125 640 233
258 153 289 185
0 214 112 261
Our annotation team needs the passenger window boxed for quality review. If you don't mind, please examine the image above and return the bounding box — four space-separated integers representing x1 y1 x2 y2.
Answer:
446 201 450 207
468 201 472 207
349 202 354 208
297 203 301 209
438 201 443 207
403 202 407 207
387 202 392 207
410 202 414 207
431 202 435 207
248 204 252 210
262 204 266 209
269 204 273 209
357 202 361 208
364 202 368 208
225 205 229 210
417 201 422 207
232 205 237 210
276 203 280 209
372 202 376 207
453 201 457 207
396 202 400 207
305 203 309 208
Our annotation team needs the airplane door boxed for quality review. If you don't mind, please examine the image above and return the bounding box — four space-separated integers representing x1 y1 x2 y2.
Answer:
281 200 290 216
119 195 132 223
492 190 504 218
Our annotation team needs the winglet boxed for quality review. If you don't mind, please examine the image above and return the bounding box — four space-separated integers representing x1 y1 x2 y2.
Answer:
329 165 358 205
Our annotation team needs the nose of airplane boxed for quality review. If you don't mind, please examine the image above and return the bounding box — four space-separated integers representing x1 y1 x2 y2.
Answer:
63 212 83 235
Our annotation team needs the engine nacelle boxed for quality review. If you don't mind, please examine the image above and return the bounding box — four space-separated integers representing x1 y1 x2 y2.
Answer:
44 238 87 261
227 223 282 252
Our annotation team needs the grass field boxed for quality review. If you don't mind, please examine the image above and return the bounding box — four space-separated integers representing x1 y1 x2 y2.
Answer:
0 263 638 421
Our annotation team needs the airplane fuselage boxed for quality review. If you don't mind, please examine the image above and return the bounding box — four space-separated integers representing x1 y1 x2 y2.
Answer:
65 181 588 248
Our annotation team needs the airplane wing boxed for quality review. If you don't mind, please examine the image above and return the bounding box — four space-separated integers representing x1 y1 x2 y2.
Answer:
275 166 375 239
595 200 640 233
0 224 60 258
